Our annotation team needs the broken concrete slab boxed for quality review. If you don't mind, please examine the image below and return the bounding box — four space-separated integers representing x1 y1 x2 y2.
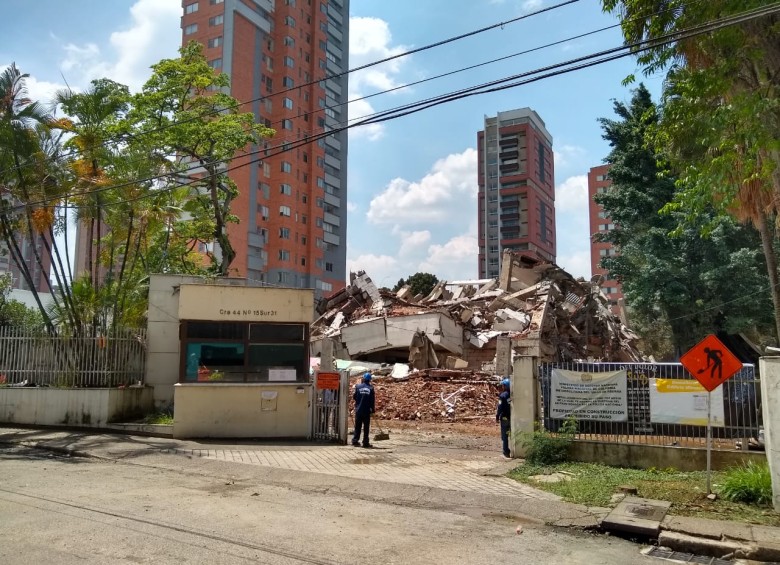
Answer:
601 496 671 537
657 531 748 560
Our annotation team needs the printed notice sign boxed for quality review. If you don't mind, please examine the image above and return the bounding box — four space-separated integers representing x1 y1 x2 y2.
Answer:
649 378 725 427
550 369 628 422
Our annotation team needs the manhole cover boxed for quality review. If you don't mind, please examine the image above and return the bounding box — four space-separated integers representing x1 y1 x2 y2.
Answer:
645 547 733 564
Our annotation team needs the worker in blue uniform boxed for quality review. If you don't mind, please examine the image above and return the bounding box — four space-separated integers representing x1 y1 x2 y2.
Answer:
496 377 512 458
352 372 375 448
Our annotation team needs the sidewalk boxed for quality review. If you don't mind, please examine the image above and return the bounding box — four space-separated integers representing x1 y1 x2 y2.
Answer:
1 425 778 562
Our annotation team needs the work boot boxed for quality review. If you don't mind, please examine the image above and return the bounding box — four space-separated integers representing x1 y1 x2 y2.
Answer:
362 443 373 449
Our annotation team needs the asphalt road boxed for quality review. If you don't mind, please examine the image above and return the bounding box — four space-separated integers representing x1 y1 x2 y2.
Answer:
0 445 658 565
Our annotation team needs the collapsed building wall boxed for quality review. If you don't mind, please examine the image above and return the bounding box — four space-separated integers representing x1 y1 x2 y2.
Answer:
312 252 643 367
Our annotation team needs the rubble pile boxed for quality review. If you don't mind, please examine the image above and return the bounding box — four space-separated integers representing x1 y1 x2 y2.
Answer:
313 250 643 365
351 372 501 423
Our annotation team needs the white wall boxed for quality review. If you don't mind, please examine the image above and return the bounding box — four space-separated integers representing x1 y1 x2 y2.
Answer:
759 357 780 511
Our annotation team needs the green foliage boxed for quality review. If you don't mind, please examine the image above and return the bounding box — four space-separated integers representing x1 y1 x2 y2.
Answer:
143 410 174 425
521 418 577 465
127 41 274 276
0 274 44 329
720 461 772 506
595 85 774 355
392 272 439 297
601 0 780 342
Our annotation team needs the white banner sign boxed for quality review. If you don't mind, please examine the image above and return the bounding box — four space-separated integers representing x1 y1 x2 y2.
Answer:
550 369 628 422
649 378 725 427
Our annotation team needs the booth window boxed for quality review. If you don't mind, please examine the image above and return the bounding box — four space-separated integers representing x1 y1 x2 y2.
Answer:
181 321 308 383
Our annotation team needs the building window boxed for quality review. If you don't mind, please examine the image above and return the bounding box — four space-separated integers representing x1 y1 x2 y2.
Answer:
285 0 295 4
283 97 293 109
180 321 308 383
284 36 295 47
597 187 607 194
325 262 333 272
281 162 292 173
207 36 222 48
280 206 291 217
185 2 199 14
596 174 608 181
210 0 223 4
316 177 325 189
279 227 290 239
282 119 293 130
259 206 269 221
284 56 295 68
317 280 333 292
285 16 296 27
209 15 223 26
184 23 198 35
282 76 294 88
277 271 290 284
598 210 607 219
538 141 546 183
208 58 222 69
279 250 290 261
280 183 292 195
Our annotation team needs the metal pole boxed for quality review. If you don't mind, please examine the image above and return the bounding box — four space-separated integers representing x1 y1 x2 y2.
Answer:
706 390 712 495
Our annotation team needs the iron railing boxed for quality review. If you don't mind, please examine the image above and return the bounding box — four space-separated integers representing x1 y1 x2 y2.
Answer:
0 327 146 387
539 362 761 450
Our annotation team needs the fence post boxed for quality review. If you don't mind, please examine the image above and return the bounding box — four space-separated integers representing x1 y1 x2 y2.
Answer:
496 336 512 377
759 356 780 512
510 355 537 458
321 338 335 372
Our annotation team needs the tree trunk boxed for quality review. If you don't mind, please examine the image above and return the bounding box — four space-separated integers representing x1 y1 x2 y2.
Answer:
755 211 780 342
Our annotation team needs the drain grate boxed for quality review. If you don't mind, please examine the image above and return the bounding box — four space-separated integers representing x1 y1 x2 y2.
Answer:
645 547 733 564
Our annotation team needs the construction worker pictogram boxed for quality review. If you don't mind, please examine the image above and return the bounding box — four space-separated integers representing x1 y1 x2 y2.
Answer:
680 335 742 392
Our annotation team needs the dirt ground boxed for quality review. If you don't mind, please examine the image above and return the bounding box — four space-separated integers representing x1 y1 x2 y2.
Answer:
372 417 502 452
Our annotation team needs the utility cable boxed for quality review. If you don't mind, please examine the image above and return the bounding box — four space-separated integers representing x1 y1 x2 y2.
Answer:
8 1 779 213
0 0 580 179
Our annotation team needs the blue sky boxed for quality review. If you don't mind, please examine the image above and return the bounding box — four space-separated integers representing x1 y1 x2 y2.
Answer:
0 0 662 287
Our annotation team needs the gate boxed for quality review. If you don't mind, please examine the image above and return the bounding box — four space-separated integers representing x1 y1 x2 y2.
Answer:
538 362 761 449
312 371 348 442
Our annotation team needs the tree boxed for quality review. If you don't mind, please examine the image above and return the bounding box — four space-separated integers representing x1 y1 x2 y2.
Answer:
601 0 780 340
392 272 439 297
0 273 44 329
596 85 774 356
127 41 274 276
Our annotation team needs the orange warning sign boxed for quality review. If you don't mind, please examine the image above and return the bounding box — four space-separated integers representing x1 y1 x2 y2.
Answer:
680 335 743 392
316 372 340 390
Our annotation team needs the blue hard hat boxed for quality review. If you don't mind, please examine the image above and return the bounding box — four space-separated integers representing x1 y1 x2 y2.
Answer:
501 378 510 387
363 372 372 381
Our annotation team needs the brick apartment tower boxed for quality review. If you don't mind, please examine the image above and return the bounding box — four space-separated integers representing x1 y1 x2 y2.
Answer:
587 164 623 311
477 108 555 278
180 0 349 294
0 196 51 292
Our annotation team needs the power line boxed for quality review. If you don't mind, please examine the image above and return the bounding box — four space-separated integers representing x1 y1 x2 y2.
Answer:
0 0 580 179
8 1 780 214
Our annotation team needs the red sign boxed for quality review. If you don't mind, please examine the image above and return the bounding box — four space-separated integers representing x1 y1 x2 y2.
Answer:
680 335 743 392
316 372 340 390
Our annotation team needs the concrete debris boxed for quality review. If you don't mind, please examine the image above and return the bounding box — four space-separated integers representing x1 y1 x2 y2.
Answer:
313 252 643 371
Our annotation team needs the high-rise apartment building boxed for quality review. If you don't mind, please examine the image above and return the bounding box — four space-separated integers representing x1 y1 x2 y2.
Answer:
181 0 349 294
477 108 555 278
0 196 51 292
587 164 623 311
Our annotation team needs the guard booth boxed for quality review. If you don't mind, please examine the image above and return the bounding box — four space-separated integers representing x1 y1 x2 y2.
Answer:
142 276 313 439
312 371 349 442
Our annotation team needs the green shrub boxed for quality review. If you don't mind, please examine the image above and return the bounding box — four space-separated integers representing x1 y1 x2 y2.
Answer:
522 418 577 465
720 461 772 505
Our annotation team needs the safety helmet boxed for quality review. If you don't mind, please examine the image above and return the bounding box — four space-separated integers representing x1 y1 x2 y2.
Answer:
363 372 372 382
501 378 510 387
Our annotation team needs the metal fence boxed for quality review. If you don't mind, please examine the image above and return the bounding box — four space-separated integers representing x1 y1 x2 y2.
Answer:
539 362 761 450
0 327 147 387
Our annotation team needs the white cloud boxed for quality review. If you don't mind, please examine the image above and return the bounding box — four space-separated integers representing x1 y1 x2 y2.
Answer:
346 201 358 213
418 234 479 281
367 148 478 226
348 16 409 141
555 174 588 213
556 250 592 280
59 0 181 91
553 144 587 170
521 0 545 12
346 253 399 288
398 230 431 258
